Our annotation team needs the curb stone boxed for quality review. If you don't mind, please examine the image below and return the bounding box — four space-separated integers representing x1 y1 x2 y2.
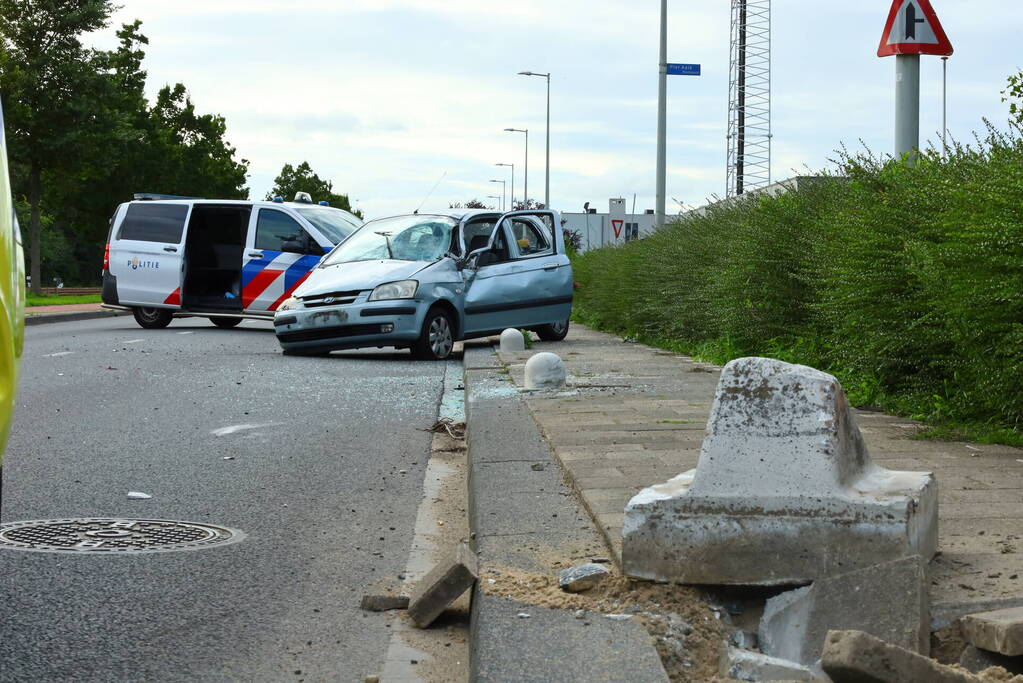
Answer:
464 345 668 682
25 310 129 326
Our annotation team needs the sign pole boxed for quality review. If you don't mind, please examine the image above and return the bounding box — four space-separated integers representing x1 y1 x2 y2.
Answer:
655 0 667 230
941 56 948 156
895 54 920 164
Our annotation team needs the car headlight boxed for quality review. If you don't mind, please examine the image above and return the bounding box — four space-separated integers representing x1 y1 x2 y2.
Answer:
368 280 418 301
277 297 300 311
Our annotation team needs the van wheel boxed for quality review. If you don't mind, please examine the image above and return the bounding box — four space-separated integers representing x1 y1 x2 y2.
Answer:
210 317 242 329
132 307 173 329
412 309 454 360
536 319 570 342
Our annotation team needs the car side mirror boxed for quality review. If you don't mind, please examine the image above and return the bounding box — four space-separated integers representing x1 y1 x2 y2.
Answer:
281 237 305 254
464 248 488 271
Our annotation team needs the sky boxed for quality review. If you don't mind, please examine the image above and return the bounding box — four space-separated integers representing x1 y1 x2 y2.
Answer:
89 1 1020 219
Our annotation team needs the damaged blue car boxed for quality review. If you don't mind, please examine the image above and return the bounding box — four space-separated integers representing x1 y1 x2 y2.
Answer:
273 209 573 359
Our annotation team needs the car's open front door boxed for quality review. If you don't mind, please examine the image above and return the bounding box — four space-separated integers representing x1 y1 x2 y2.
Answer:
461 210 572 336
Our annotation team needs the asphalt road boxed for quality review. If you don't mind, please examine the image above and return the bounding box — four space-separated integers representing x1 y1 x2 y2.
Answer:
0 315 449 682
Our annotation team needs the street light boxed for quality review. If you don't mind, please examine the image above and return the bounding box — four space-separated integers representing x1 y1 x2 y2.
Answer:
518 71 550 209
489 179 506 211
504 128 528 206
495 163 514 209
486 195 502 210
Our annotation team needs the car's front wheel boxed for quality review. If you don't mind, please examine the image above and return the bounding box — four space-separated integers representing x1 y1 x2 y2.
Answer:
210 317 242 329
132 307 173 329
413 308 454 360
535 319 570 342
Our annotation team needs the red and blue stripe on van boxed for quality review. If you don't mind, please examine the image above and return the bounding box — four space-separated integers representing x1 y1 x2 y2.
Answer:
241 251 322 310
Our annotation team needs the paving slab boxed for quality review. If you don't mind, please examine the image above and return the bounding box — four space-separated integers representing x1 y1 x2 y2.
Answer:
821 630 980 683
960 606 1023 656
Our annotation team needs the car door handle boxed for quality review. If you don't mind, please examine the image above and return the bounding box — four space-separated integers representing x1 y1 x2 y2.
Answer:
163 246 178 253
543 262 560 271
248 251 264 258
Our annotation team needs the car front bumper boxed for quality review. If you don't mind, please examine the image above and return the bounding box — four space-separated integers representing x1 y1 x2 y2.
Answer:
273 300 426 351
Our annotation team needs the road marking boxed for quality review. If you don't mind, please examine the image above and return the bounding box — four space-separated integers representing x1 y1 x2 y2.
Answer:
177 331 194 335
123 339 144 344
42 351 74 358
210 423 275 437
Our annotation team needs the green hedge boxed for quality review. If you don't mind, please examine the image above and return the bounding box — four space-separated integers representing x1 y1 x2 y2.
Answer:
571 126 1023 437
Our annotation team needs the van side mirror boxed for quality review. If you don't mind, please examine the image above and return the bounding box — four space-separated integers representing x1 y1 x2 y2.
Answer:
281 237 304 254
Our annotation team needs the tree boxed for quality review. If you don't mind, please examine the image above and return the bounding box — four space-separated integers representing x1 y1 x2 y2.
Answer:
449 199 495 209
0 0 117 293
8 17 250 286
1004 71 1023 124
267 161 359 216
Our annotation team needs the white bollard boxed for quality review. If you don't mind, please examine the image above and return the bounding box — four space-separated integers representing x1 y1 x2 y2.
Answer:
525 352 566 390
499 328 525 352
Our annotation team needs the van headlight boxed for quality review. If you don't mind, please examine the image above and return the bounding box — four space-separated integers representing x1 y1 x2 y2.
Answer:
368 280 418 301
278 297 300 311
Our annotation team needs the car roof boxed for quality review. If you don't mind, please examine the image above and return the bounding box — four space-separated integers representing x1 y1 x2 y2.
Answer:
127 199 354 212
367 209 502 223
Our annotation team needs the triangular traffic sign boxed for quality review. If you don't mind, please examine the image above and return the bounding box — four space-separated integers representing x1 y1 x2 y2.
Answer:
878 0 953 57
611 219 624 239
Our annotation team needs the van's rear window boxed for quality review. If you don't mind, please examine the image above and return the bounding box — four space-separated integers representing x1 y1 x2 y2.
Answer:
118 203 188 243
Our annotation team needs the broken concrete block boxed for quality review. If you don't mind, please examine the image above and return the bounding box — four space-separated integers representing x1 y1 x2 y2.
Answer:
359 594 410 612
525 352 566 390
407 542 478 628
558 563 611 593
499 328 525 352
720 647 819 681
960 606 1023 656
730 630 760 650
622 357 937 585
759 556 929 666
959 645 1023 675
821 630 980 683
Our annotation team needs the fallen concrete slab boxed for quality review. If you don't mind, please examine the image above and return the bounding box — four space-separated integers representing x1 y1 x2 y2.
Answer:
623 357 937 585
821 630 981 683
407 542 478 628
960 606 1023 656
759 556 929 665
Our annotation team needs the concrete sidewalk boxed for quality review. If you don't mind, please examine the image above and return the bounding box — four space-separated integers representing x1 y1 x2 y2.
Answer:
496 325 1023 624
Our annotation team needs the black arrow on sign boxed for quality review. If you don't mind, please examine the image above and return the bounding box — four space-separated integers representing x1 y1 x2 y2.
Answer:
904 3 926 40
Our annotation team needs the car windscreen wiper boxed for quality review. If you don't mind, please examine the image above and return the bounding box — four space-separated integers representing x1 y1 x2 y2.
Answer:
374 231 394 259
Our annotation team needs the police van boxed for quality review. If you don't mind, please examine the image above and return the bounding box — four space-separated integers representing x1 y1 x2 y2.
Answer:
102 193 363 329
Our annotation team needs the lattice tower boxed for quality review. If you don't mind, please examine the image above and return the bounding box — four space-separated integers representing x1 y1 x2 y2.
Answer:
727 0 771 197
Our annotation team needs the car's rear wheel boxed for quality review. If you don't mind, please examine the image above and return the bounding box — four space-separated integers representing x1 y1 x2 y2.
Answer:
535 319 570 342
132 307 173 329
210 317 242 329
413 309 454 360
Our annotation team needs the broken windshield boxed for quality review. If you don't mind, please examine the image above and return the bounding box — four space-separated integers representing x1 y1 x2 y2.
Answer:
321 215 457 265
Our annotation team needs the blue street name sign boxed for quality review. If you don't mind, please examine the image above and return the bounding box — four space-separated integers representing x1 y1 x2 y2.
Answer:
666 63 701 76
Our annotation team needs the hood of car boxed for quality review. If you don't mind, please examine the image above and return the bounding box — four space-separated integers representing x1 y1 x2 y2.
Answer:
295 259 430 298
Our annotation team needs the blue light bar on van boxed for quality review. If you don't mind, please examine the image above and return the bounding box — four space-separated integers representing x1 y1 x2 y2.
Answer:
133 193 201 201
318 201 330 206
273 197 284 203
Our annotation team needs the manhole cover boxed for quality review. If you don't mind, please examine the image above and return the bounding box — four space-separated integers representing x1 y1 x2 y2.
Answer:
0 518 245 554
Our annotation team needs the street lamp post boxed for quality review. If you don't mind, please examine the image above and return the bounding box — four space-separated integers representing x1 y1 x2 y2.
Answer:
495 163 514 209
486 195 502 210
655 0 667 229
489 179 506 210
518 71 550 209
504 128 528 206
